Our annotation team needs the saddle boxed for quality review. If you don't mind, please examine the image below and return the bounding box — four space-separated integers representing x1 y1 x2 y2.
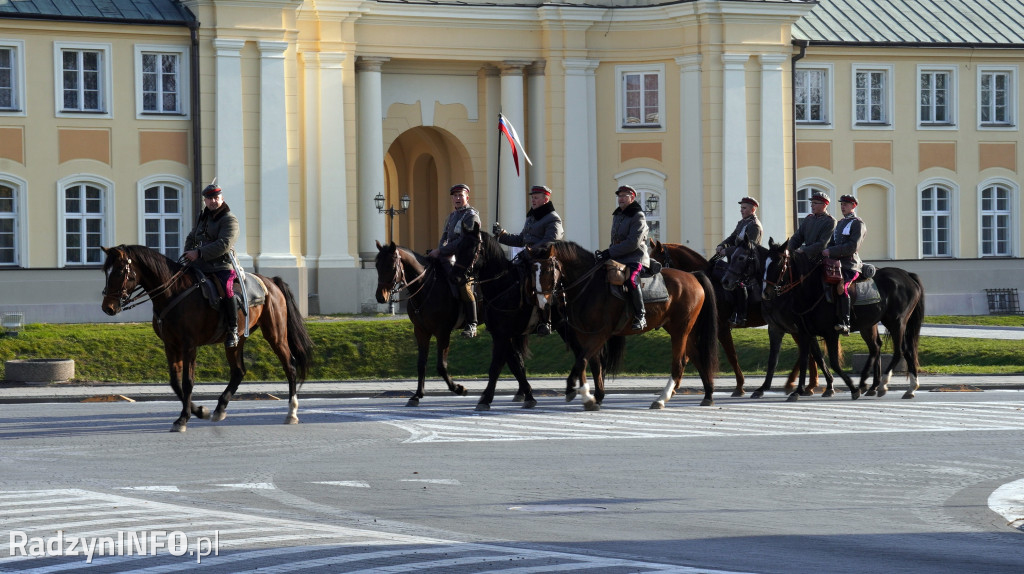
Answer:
193 268 268 309
823 276 881 306
609 272 669 304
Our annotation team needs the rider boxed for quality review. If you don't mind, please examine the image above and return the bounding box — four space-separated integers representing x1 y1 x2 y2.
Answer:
492 184 564 336
822 194 865 335
184 182 241 347
428 183 482 338
788 191 836 260
715 196 763 327
597 185 649 331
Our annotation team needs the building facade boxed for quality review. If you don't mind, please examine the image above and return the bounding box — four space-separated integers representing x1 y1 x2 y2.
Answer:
1 0 1020 322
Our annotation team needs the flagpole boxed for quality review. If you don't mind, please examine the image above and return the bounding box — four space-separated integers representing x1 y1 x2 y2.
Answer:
495 111 502 226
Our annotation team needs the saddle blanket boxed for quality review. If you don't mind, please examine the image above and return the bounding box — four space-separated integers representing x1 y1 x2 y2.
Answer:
610 273 669 303
824 277 881 306
196 270 268 308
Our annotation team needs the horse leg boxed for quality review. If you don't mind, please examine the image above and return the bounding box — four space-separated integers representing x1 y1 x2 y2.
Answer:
565 352 586 403
588 358 604 406
166 352 189 432
211 343 247 423
435 330 466 399
475 339 506 411
787 341 811 402
652 333 690 409
861 327 881 396
826 335 858 399
901 331 921 400
752 326 785 399
879 322 906 399
506 335 536 409
718 326 745 397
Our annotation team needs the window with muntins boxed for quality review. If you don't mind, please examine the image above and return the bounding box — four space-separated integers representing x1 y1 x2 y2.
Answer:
981 71 1012 125
144 184 183 258
62 49 103 112
981 185 1011 256
637 190 661 242
0 47 14 111
920 71 950 124
141 52 180 114
796 187 821 219
920 185 951 257
64 184 104 264
795 68 827 123
0 184 15 264
855 70 887 124
623 71 660 127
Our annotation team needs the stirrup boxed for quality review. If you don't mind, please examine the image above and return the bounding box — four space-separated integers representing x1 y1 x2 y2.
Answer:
462 323 477 338
729 313 746 327
631 317 646 330
226 329 240 348
834 323 850 335
536 322 552 336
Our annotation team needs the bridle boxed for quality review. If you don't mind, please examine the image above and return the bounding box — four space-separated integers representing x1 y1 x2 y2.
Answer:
764 249 815 297
102 249 190 311
531 254 563 306
379 248 430 303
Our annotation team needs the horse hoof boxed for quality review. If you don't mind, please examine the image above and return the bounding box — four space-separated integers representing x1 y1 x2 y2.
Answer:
731 390 745 398
822 389 835 398
284 416 298 425
210 410 226 422
512 393 525 403
800 389 814 397
565 390 577 403
455 386 468 397
866 389 877 396
751 390 764 399
786 393 800 402
475 403 491 411
649 401 665 410
850 390 861 400
901 391 916 399
877 388 888 398
522 399 537 409
700 398 713 406
405 398 420 407
196 406 210 420
170 424 186 433
584 401 601 411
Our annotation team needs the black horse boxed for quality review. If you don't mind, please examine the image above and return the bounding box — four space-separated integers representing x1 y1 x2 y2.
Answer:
760 238 925 401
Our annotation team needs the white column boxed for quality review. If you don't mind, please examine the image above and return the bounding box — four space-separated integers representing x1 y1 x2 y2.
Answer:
357 57 389 262
759 53 788 244
562 58 600 249
256 40 295 267
677 54 704 252
316 52 356 269
527 61 547 189
721 53 750 235
213 38 250 267
498 60 531 234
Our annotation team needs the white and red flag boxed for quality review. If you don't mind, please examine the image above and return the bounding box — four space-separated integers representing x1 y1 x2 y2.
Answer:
498 113 532 176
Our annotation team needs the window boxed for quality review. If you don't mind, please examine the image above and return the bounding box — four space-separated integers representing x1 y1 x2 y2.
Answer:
617 64 664 130
54 42 112 118
795 187 814 219
979 67 1016 127
852 65 893 127
0 183 15 265
795 67 829 124
0 40 24 113
143 184 184 258
135 45 189 118
919 67 955 126
795 183 834 219
638 190 661 242
63 182 106 265
920 185 951 257
980 184 1012 256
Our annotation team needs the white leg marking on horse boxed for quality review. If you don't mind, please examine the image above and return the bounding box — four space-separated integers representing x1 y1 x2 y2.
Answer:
658 379 675 404
902 373 919 399
579 381 595 407
285 396 299 424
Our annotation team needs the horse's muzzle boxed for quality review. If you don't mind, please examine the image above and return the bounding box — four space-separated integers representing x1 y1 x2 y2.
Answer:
101 297 121 316
375 287 390 304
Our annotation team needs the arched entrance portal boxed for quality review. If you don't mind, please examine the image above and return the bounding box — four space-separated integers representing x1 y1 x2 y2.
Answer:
384 127 473 253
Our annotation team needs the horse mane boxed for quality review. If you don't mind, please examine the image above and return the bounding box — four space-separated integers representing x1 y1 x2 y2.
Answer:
547 240 595 271
106 244 181 281
476 231 512 276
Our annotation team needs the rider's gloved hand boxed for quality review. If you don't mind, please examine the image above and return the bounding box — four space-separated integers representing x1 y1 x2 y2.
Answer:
595 250 610 261
492 222 504 236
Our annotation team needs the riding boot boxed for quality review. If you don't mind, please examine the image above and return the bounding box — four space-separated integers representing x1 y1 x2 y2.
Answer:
835 295 851 335
729 284 749 327
461 282 477 338
629 286 646 330
222 296 240 347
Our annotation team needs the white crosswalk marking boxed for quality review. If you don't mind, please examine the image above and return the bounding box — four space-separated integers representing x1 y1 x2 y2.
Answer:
306 397 1024 443
0 489 742 573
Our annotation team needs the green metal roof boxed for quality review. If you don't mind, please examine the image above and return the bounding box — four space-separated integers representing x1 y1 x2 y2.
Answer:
794 0 1024 46
0 0 195 25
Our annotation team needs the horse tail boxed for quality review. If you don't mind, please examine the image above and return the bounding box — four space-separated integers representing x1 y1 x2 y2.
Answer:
274 277 314 383
603 335 627 375
691 271 720 376
904 272 926 372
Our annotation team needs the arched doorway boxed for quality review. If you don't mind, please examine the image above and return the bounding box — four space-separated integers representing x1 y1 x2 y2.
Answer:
383 127 473 252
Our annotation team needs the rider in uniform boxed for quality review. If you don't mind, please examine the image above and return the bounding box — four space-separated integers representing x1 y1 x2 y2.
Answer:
822 195 865 335
428 183 482 338
597 185 649 331
492 185 564 335
788 191 836 260
184 182 241 347
715 196 763 327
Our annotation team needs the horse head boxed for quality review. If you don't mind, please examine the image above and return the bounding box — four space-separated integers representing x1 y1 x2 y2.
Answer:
451 222 485 283
762 237 791 301
526 244 562 311
720 239 759 292
373 240 404 304
648 239 668 267
100 245 139 316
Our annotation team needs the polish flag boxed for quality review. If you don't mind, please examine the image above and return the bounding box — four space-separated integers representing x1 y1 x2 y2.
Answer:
498 113 532 176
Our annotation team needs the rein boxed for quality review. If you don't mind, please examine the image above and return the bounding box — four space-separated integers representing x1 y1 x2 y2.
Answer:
105 255 192 312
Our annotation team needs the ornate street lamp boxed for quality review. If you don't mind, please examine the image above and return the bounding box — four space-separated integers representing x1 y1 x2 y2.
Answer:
374 192 411 244
644 193 659 214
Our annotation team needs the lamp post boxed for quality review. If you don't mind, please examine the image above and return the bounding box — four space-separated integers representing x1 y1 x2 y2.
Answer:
374 192 411 315
644 193 659 214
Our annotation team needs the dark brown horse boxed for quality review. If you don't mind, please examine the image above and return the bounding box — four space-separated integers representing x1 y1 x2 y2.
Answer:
648 239 820 396
100 245 313 432
374 240 471 406
532 240 718 410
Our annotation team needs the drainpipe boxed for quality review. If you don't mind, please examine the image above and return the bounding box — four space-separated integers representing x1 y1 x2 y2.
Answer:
189 21 202 213
791 39 808 231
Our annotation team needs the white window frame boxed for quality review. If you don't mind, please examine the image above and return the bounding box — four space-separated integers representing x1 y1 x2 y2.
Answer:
851 64 894 130
978 65 1017 130
57 174 114 267
795 180 836 220
138 174 191 258
917 178 958 259
978 178 1017 257
794 64 832 127
615 64 666 133
134 44 190 119
0 39 25 116
0 174 28 267
916 64 957 129
54 41 113 119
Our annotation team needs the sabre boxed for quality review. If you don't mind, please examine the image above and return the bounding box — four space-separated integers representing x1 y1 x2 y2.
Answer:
229 250 250 338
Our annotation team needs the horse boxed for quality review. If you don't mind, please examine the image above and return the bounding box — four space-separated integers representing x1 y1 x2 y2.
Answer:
452 224 606 410
530 240 718 410
100 245 313 432
373 240 474 406
648 239 823 396
760 238 925 401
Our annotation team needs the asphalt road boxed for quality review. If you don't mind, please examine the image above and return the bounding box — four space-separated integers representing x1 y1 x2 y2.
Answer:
1 389 1022 573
